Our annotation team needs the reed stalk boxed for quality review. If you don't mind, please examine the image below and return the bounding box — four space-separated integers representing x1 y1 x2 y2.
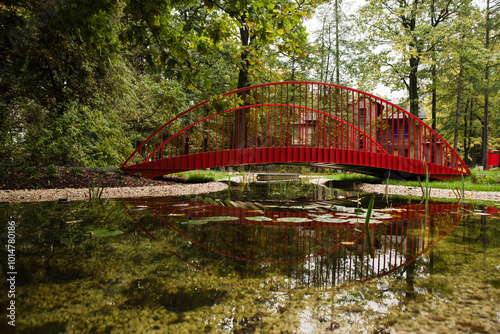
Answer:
364 196 375 257
89 178 104 202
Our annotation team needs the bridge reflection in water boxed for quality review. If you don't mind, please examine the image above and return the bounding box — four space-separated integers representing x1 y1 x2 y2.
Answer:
122 199 465 292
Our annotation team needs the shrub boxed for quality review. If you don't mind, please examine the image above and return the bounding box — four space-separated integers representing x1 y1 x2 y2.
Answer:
47 165 58 178
69 167 84 175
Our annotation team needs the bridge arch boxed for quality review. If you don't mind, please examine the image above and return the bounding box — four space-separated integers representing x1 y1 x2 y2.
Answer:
121 81 470 179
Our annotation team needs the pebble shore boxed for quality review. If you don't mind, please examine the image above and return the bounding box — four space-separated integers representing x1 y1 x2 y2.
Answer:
2 179 500 203
0 182 228 203
359 183 500 202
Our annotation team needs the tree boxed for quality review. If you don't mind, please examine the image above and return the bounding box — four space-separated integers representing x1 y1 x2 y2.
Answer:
358 0 466 117
481 0 500 167
311 0 360 85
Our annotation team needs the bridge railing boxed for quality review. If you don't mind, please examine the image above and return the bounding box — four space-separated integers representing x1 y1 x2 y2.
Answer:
121 82 470 177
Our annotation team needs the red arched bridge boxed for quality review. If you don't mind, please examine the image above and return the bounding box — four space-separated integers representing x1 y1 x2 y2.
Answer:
121 81 471 179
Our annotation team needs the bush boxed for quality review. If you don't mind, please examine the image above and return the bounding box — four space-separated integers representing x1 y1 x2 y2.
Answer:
93 167 108 175
25 167 41 179
69 167 84 176
47 165 58 178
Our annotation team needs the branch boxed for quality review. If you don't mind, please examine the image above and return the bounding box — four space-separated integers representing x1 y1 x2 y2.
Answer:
204 0 245 25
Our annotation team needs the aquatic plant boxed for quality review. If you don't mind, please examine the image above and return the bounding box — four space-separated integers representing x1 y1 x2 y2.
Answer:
384 171 390 204
89 178 104 202
363 196 375 257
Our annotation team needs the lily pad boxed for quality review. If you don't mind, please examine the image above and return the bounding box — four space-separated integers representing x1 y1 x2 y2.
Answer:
276 217 312 223
371 213 393 219
180 220 209 225
89 229 124 237
329 205 349 212
181 216 239 225
313 217 346 223
245 216 273 222
203 216 239 221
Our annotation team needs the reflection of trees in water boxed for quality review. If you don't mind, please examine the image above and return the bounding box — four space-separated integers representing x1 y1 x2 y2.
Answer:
123 199 465 292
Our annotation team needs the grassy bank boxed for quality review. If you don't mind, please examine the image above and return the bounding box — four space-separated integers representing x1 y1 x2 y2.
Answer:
172 170 230 183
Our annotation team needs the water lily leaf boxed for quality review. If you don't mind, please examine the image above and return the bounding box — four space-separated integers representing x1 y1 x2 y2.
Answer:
276 217 312 223
371 213 393 219
204 216 239 221
181 220 208 225
336 212 355 217
89 230 124 237
245 216 273 222
313 217 346 223
181 216 239 225
329 205 349 212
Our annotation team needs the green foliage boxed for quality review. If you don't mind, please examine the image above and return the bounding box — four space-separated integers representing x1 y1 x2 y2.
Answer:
174 170 228 183
89 178 104 203
47 165 58 178
0 0 495 172
69 167 84 176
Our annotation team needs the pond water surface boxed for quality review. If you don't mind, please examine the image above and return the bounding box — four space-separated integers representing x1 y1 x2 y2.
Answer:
0 182 499 334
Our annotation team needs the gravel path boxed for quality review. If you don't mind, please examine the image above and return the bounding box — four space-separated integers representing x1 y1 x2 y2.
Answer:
0 182 228 203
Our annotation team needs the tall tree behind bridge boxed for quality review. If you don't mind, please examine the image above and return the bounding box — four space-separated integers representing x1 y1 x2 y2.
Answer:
311 0 361 86
481 0 500 167
357 0 466 117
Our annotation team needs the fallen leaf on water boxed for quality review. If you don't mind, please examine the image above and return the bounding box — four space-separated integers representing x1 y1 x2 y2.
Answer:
341 241 355 245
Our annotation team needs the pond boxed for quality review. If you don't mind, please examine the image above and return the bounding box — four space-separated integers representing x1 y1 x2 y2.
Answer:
0 182 499 334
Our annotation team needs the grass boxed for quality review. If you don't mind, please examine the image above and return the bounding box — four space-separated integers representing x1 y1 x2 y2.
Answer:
173 170 230 183
324 173 382 183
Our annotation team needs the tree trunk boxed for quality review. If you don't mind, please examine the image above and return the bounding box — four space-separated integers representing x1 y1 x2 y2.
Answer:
408 56 419 117
463 98 468 165
481 0 491 168
236 21 251 149
431 62 437 131
454 57 464 152
335 0 340 84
